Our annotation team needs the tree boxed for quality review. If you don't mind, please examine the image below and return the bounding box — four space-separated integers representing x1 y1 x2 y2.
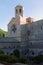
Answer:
3 33 5 37
19 57 27 64
34 55 43 64
0 50 4 55
0 34 1 37
13 49 20 57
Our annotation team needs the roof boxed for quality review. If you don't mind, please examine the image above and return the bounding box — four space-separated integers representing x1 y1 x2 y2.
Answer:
0 37 20 43
26 17 34 23
15 4 23 8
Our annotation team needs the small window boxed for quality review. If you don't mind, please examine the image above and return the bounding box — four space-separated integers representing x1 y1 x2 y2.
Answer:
32 52 34 55
27 30 30 35
16 9 18 14
19 9 21 13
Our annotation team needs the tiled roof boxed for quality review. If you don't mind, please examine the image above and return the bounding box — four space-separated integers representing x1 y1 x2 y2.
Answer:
26 17 34 23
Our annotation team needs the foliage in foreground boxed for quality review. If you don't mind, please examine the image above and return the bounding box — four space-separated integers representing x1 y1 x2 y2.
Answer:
13 49 20 57
0 54 27 64
0 55 18 63
19 57 27 64
0 50 4 55
34 55 43 63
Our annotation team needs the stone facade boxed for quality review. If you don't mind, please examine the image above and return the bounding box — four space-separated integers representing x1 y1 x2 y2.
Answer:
0 4 43 56
8 5 26 41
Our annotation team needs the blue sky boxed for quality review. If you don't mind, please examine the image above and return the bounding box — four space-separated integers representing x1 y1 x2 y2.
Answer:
0 0 43 31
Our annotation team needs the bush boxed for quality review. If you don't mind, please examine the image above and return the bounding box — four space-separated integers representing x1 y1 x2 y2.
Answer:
0 55 18 63
13 49 20 57
19 57 27 64
6 55 18 63
34 55 43 63
0 50 4 55
0 55 27 64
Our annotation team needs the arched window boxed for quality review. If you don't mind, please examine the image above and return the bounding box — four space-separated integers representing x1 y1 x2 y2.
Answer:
19 9 21 13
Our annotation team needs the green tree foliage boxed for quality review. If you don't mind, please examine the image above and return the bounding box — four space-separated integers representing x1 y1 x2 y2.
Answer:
13 49 20 57
0 55 18 63
0 29 8 37
19 57 27 64
0 54 27 64
34 55 43 63
0 50 4 55
3 34 5 37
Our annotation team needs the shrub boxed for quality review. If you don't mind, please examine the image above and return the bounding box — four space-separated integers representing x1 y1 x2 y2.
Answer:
13 49 20 57
19 57 27 64
0 55 27 64
34 55 43 63
0 55 18 63
0 50 4 55
6 55 18 63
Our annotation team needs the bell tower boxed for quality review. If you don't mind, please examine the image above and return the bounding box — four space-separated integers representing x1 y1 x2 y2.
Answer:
8 4 26 41
15 5 24 17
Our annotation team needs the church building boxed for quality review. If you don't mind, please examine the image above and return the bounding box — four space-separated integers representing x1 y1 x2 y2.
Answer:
0 4 43 56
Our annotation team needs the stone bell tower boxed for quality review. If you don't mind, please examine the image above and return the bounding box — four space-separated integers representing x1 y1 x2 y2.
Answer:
8 4 26 42
15 5 24 17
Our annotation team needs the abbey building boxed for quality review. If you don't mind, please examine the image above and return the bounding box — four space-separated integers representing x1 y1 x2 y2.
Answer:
0 5 43 56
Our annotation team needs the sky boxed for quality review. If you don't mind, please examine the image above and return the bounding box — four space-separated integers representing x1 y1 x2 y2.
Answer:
0 0 43 31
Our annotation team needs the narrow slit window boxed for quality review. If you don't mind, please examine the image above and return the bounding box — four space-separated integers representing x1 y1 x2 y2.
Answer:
19 9 21 13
